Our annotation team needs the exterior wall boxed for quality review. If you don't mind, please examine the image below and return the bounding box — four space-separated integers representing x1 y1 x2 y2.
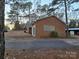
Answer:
33 16 66 38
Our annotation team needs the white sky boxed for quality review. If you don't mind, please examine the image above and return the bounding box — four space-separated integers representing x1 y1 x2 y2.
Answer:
5 0 79 24
5 0 51 19
5 4 11 19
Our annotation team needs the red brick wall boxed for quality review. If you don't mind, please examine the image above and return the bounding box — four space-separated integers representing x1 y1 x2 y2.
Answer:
34 16 66 38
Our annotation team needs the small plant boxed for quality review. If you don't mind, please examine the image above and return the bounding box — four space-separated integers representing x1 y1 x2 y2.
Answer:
50 31 58 38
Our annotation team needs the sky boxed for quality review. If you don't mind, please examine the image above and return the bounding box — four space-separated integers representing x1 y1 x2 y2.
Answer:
5 4 11 19
5 0 52 24
5 0 51 19
5 0 79 24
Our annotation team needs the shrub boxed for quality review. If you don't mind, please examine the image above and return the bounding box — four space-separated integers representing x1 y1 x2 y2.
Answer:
50 31 58 38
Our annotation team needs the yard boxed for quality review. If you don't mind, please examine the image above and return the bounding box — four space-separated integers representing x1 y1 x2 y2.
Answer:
5 48 79 59
5 30 32 38
4 30 79 59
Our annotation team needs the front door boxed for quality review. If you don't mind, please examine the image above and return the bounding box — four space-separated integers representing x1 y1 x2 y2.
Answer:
32 25 36 37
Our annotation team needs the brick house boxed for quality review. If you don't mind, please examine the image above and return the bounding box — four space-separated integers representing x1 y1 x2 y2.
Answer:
32 16 66 38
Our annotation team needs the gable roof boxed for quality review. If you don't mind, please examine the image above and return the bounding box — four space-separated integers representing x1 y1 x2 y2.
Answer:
32 16 65 25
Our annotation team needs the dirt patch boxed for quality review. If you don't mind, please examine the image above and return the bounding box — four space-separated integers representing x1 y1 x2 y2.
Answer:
5 30 32 38
5 48 79 59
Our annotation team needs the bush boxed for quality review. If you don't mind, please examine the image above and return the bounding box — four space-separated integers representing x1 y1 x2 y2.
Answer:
13 21 24 30
50 31 58 38
4 26 10 30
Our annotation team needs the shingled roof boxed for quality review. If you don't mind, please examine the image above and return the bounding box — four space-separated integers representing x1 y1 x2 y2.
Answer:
32 16 65 25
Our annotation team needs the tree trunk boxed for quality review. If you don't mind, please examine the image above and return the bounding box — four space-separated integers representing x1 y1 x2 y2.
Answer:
64 0 69 37
0 0 5 59
29 5 31 23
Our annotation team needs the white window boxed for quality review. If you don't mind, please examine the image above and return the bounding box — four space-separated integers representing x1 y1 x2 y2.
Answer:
43 25 55 32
